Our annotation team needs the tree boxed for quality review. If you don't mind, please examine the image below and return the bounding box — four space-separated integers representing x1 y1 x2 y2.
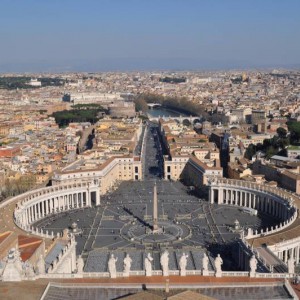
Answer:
244 144 256 160
276 127 287 139
52 107 107 127
266 146 277 159
1 175 36 200
134 97 148 112
159 77 186 84
287 121 300 144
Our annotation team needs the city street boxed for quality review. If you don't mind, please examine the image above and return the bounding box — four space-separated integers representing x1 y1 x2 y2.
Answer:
142 122 164 180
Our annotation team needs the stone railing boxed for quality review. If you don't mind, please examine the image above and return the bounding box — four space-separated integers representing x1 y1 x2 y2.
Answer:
245 212 298 240
28 226 55 240
255 273 293 279
82 272 110 278
222 272 249 277
36 270 295 280
47 237 76 274
215 178 300 206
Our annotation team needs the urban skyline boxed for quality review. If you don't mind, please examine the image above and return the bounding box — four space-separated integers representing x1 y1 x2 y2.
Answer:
0 0 300 72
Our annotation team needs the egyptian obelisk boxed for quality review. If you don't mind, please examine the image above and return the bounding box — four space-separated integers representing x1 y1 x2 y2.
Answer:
153 182 159 232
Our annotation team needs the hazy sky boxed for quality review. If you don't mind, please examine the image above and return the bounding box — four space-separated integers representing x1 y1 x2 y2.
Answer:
0 0 299 72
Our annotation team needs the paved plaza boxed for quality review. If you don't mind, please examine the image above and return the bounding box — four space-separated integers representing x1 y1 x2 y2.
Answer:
34 123 279 270
34 180 277 253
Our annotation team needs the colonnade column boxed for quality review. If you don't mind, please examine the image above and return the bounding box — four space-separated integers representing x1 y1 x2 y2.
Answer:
87 189 91 206
41 201 44 217
284 250 288 263
209 188 213 204
34 204 37 220
96 190 100 206
26 209 30 225
29 206 32 223
23 210 27 226
218 188 223 204
51 198 54 213
248 193 251 208
296 246 300 264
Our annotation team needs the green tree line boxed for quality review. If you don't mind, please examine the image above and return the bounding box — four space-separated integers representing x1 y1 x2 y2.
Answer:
159 77 186 84
287 121 300 144
0 175 36 201
134 93 209 118
52 105 107 127
244 127 290 160
0 76 66 90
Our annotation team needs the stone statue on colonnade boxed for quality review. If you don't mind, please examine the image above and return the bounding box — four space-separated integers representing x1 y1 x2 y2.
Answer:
108 253 118 278
179 252 188 276
160 250 169 276
249 255 257 277
123 253 132 277
202 253 209 276
214 254 223 277
145 253 153 277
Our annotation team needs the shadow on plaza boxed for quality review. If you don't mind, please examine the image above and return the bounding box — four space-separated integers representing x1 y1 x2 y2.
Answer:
147 166 161 177
257 212 281 229
207 241 239 271
123 206 152 230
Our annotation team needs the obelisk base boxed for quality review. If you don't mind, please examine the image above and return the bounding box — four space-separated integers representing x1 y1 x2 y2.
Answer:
152 223 162 234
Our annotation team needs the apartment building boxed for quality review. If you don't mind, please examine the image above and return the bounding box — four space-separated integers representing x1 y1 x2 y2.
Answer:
160 119 223 187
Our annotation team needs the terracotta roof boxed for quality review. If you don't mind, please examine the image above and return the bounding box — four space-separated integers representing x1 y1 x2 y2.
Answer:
58 154 134 174
189 156 222 171
18 235 43 262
